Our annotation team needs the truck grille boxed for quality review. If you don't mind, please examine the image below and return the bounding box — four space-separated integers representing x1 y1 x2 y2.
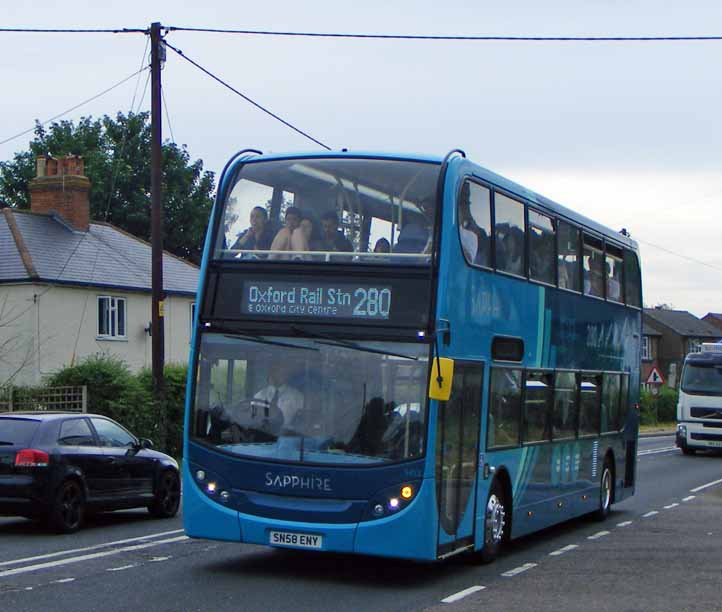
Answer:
691 407 722 419
691 433 722 442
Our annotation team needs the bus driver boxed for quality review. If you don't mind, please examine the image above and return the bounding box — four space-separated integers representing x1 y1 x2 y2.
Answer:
253 363 304 429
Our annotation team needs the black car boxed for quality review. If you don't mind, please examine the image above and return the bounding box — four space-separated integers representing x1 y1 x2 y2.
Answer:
0 412 180 533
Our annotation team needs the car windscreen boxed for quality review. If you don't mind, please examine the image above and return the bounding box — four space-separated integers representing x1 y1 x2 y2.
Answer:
0 418 40 446
214 157 440 265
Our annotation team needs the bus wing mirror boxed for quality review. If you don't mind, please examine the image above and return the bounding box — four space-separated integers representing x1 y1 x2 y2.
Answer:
428 357 454 401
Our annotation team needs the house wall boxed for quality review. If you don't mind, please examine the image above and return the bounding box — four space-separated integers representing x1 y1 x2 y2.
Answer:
0 283 195 386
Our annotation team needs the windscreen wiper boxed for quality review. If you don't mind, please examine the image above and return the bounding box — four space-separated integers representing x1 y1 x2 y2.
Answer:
290 325 418 361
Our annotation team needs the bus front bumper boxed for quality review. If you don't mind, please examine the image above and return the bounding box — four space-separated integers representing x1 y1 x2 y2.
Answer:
182 461 437 560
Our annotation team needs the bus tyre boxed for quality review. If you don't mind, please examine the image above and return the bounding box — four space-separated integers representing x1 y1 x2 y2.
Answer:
593 458 613 521
478 479 507 564
149 470 181 518
49 480 85 533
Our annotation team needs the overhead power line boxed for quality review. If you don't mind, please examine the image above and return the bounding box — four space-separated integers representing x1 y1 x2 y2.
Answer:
635 239 722 275
0 27 145 34
163 41 331 151
0 66 149 147
167 26 722 42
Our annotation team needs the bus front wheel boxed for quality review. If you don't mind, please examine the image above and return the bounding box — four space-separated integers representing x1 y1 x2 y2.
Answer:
478 479 507 564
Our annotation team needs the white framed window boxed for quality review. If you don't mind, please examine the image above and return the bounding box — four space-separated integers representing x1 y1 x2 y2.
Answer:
688 339 702 354
97 296 127 339
641 336 651 361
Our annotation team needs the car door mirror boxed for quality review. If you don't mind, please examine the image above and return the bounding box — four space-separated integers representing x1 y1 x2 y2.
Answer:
140 438 154 450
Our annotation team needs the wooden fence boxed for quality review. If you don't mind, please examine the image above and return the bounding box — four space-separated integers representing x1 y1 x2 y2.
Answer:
0 386 87 413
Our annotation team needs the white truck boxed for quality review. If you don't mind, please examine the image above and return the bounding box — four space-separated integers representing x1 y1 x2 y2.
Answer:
676 342 722 455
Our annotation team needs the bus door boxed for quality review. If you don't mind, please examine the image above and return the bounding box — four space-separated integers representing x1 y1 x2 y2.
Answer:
436 362 483 558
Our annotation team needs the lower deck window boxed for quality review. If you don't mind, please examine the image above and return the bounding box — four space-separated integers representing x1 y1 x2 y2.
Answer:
488 368 522 449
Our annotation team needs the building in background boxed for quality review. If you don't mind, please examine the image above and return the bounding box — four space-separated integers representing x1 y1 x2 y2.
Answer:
703 313 722 334
643 308 721 388
0 155 198 386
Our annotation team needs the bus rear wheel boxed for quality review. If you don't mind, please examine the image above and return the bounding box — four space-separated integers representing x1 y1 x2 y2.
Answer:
593 458 613 521
477 479 507 564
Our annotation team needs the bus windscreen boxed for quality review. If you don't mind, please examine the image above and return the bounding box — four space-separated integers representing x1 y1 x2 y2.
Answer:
191 333 430 465
214 158 440 265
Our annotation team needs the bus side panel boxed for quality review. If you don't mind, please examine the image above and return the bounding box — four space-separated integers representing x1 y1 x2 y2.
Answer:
183 460 241 541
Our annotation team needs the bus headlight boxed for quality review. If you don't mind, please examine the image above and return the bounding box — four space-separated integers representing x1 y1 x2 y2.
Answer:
365 481 421 521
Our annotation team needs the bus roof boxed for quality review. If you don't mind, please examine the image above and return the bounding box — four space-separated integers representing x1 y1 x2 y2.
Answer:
227 149 638 251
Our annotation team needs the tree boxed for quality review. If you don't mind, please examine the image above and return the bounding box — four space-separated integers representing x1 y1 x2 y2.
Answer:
0 112 215 264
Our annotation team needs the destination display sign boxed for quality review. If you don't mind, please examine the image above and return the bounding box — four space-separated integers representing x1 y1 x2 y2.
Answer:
241 281 393 320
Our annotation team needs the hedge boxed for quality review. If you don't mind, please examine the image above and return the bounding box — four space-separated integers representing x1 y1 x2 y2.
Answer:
46 354 187 457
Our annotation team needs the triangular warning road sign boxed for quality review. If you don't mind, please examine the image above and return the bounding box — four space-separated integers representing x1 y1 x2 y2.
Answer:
646 367 665 385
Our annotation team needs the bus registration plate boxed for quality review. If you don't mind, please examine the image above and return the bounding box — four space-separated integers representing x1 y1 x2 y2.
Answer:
269 530 323 549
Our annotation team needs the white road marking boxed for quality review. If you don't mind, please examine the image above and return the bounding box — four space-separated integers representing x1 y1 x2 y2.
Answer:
691 478 722 493
587 531 610 540
549 544 579 556
682 495 696 502
0 529 184 568
663 503 680 509
642 511 659 518
502 563 537 577
52 578 76 584
149 556 171 562
616 521 633 527
637 447 677 456
107 564 137 572
441 586 486 603
0 536 188 579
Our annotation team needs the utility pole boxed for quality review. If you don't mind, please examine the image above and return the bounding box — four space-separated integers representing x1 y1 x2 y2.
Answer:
150 22 165 432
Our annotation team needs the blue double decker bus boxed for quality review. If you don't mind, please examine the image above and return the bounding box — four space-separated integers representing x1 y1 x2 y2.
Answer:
183 149 642 562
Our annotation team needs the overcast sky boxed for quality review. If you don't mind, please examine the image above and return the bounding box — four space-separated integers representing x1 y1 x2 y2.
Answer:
2 1 721 317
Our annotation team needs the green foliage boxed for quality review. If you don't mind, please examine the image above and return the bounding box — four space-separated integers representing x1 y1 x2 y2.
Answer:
46 354 134 420
47 355 187 457
640 386 678 425
136 363 188 458
0 112 215 264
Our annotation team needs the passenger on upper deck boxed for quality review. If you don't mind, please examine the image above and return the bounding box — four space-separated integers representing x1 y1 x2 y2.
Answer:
373 238 391 253
231 206 274 252
395 221 429 254
319 211 353 253
270 206 309 256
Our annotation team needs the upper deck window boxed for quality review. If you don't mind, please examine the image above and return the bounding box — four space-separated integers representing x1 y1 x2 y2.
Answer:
494 193 525 276
215 158 441 265
458 180 492 267
582 234 604 298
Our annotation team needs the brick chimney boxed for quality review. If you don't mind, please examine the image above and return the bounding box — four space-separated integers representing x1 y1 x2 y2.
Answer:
29 155 91 231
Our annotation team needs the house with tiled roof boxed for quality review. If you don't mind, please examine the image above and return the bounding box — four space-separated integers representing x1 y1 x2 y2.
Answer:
703 313 722 334
640 322 663 389
643 308 721 388
0 155 198 386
